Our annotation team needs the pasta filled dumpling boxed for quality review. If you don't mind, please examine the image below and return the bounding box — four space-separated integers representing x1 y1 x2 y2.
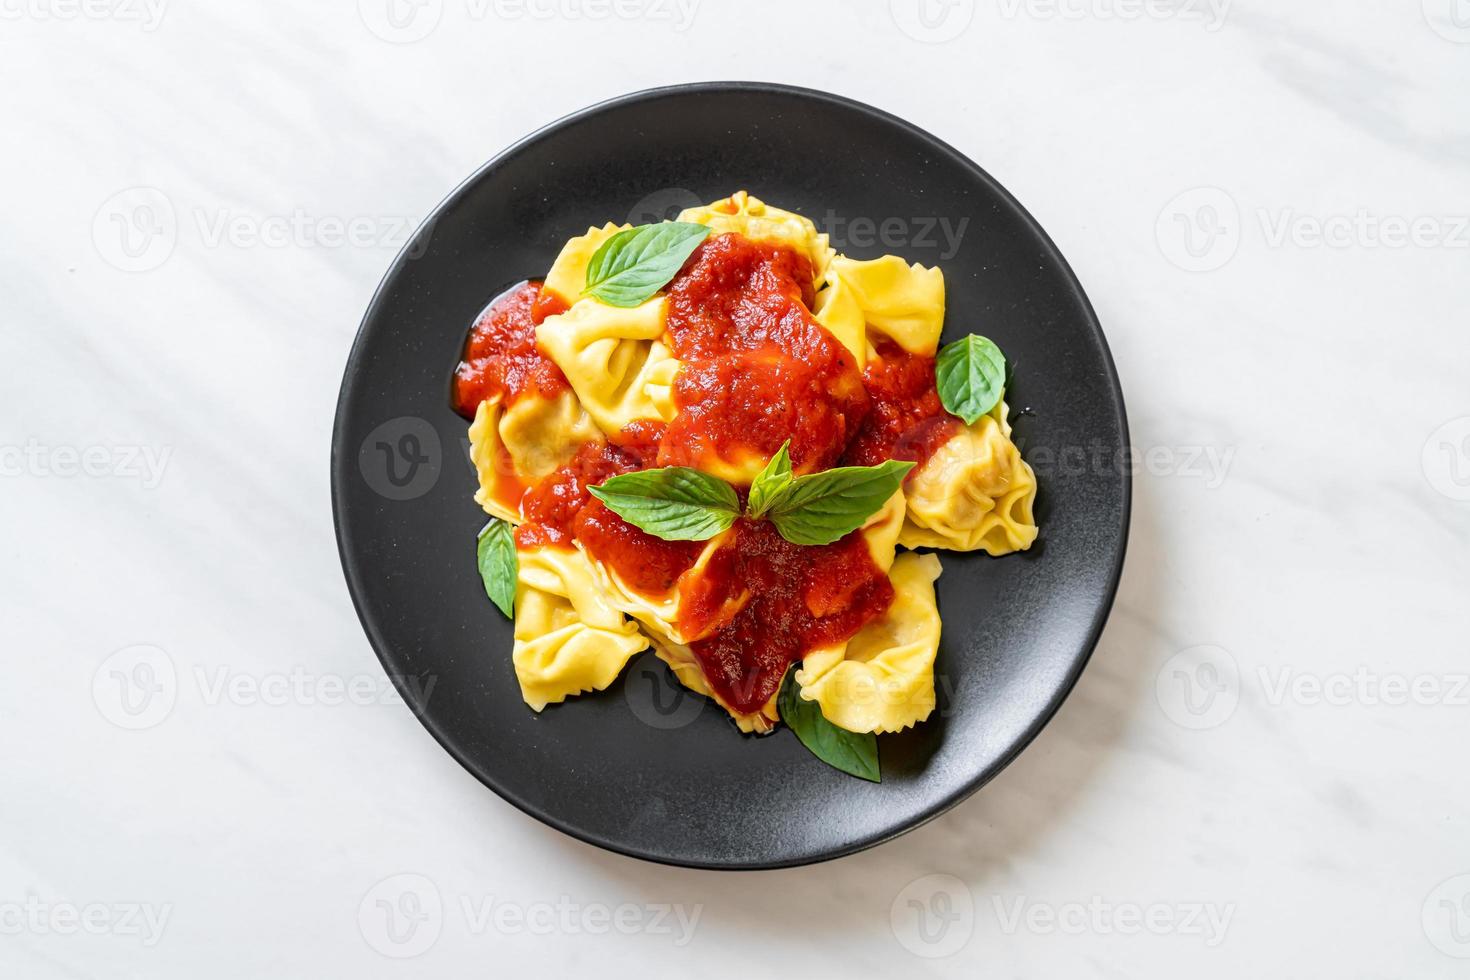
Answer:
899 400 1039 556
468 393 601 522
811 275 869 367
826 254 946 356
794 552 943 734
860 487 907 574
541 222 632 308
512 545 649 711
536 297 680 435
583 529 782 733
581 531 726 656
583 492 907 734
648 637 781 734
679 191 834 287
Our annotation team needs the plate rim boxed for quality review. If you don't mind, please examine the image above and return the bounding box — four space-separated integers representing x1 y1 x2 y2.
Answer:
330 80 1132 871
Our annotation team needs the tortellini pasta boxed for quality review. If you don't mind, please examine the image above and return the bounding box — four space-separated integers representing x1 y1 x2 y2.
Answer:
580 529 780 733
580 531 727 657
512 545 649 711
581 494 907 733
536 297 680 435
859 488 907 574
468 392 600 522
794 553 943 734
811 275 869 367
812 241 1035 558
825 254 946 356
899 400 1038 556
541 222 630 307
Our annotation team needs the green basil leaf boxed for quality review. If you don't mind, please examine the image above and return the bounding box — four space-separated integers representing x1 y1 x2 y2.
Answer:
582 222 711 308
588 467 739 541
476 518 517 619
746 440 793 518
764 459 914 546
935 334 1007 424
778 666 880 782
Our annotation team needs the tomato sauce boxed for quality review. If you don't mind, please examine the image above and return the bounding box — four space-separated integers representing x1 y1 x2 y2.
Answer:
452 281 571 419
678 518 894 714
455 232 960 721
659 234 869 474
840 338 961 472
515 424 706 595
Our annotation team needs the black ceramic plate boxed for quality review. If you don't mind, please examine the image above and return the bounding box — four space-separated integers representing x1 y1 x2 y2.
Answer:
332 82 1128 870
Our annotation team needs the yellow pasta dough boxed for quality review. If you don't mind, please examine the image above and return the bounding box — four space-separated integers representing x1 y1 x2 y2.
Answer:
811 275 869 367
579 493 906 733
580 531 727 653
826 254 946 356
512 545 649 711
794 552 943 734
541 222 631 307
859 488 907 573
582 531 780 730
898 400 1039 555
536 296 680 435
468 393 601 522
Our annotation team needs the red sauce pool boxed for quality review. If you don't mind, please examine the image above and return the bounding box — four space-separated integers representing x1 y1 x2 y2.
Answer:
454 233 961 717
452 281 570 420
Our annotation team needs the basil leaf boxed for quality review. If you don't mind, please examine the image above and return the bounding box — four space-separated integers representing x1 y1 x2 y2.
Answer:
935 334 1007 424
778 666 880 782
582 222 711 308
588 467 739 541
746 440 793 518
476 518 517 619
764 459 914 546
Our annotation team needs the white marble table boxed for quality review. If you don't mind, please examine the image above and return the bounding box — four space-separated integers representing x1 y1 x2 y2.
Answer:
4 2 1468 976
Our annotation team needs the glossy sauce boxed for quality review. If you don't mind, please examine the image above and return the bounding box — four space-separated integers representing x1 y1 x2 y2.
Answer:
678 518 894 714
660 234 869 474
840 338 962 471
452 281 570 420
514 423 706 596
454 237 957 719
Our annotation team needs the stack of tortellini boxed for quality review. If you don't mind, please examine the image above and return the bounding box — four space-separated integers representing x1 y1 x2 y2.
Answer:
469 192 1038 735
